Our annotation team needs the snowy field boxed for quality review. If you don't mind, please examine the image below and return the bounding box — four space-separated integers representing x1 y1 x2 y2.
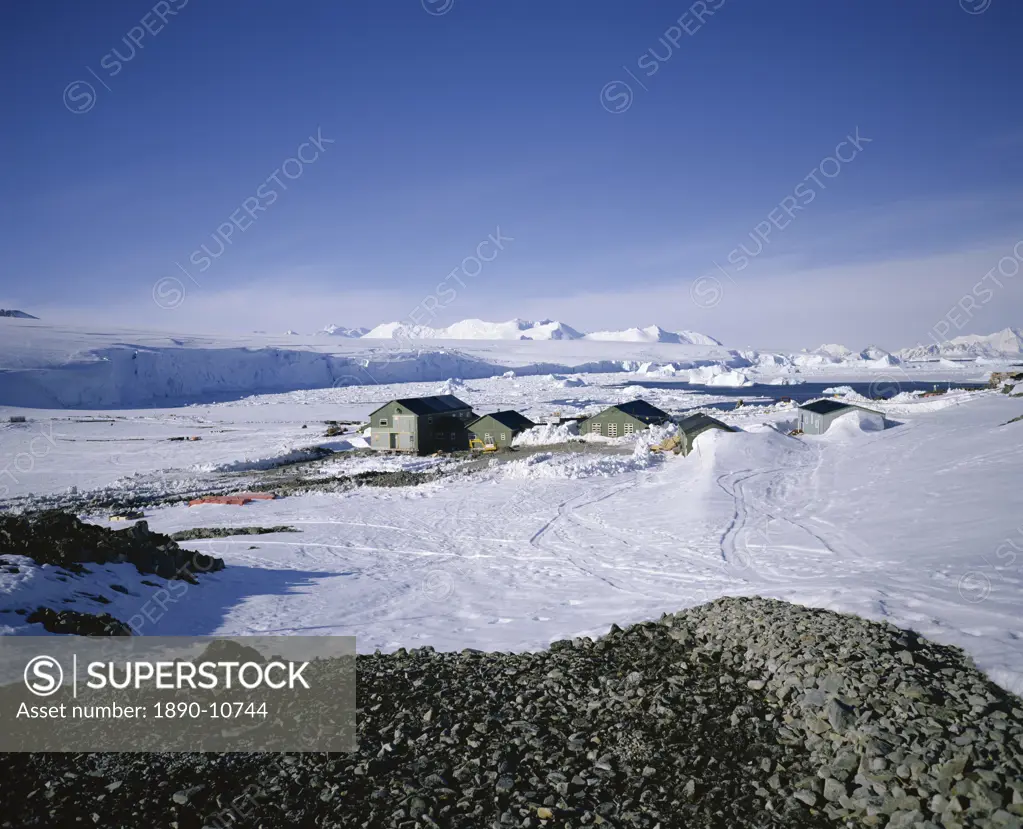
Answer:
1 320 1022 697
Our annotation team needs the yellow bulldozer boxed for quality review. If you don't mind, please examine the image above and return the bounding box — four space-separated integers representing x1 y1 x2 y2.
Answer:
469 438 498 452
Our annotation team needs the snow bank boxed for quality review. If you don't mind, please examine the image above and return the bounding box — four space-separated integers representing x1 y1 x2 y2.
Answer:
500 443 662 480
194 445 330 473
512 421 581 447
817 410 886 438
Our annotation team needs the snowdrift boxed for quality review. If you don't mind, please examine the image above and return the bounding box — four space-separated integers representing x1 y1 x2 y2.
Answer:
500 444 662 480
512 422 581 446
817 410 886 437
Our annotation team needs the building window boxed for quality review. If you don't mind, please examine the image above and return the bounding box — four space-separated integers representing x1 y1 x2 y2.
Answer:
428 416 433 423
484 433 492 442
379 419 387 426
500 433 506 442
591 422 601 434
623 423 634 435
607 423 618 437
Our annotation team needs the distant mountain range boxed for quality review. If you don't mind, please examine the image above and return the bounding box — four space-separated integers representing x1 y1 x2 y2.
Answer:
315 324 370 338
308 317 1021 361
896 327 1023 361
774 327 1023 365
0 309 38 319
316 318 722 345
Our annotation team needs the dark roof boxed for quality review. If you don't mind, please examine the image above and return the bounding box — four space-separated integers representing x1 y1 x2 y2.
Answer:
799 399 857 415
469 410 536 431
372 395 472 417
676 413 732 433
611 399 670 422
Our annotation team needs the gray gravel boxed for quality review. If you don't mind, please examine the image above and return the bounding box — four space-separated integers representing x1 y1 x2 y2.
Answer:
1 597 1020 828
169 525 299 541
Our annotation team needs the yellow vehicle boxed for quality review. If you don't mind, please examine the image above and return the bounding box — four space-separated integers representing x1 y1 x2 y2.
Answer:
469 438 498 452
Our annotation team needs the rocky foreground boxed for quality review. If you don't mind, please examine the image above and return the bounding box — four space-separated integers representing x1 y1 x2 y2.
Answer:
1 597 1021 828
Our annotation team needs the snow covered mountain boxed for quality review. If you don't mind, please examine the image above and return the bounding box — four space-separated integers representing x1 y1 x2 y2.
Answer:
360 318 721 344
789 343 900 367
316 324 369 337
362 318 585 341
584 324 722 346
0 309 38 319
897 327 1023 361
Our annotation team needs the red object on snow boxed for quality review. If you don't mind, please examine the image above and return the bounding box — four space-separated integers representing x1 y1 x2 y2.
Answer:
188 493 278 506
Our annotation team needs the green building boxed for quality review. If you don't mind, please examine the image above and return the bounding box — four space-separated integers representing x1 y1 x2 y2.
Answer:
579 399 671 438
675 412 734 455
368 395 476 454
467 410 536 448
797 399 885 435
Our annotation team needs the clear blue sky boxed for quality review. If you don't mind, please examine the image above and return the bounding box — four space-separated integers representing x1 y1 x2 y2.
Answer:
2 0 1022 348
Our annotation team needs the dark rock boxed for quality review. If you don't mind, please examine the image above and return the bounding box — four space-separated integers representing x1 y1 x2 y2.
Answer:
0 511 224 581
25 607 132 636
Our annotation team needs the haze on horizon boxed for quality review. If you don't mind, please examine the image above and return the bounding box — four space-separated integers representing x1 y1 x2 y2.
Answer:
2 0 1022 352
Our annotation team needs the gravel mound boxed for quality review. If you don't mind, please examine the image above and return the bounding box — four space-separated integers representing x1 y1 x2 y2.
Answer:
169 525 298 541
1 597 1020 828
0 511 225 582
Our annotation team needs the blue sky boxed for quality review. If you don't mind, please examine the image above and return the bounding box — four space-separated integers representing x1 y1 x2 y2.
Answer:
2 0 1022 349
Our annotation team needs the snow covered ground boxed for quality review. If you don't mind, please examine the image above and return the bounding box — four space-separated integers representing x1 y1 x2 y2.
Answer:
1 319 1023 695
1 320 1022 694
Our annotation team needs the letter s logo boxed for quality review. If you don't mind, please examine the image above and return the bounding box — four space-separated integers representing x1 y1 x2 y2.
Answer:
24 655 64 697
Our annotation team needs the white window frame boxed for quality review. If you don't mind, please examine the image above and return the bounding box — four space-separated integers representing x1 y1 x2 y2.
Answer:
591 422 601 434
500 433 506 442
623 423 634 435
379 419 387 426
607 423 618 438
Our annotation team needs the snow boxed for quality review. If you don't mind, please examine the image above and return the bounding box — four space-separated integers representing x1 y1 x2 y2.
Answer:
358 318 722 345
687 365 753 387
547 374 586 388
584 325 722 346
362 318 585 341
512 422 581 447
0 319 735 408
815 343 856 359
316 325 369 338
1 324 1023 693
898 326 1023 361
498 443 662 480
5 386 1018 691
813 409 886 436
434 378 467 395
